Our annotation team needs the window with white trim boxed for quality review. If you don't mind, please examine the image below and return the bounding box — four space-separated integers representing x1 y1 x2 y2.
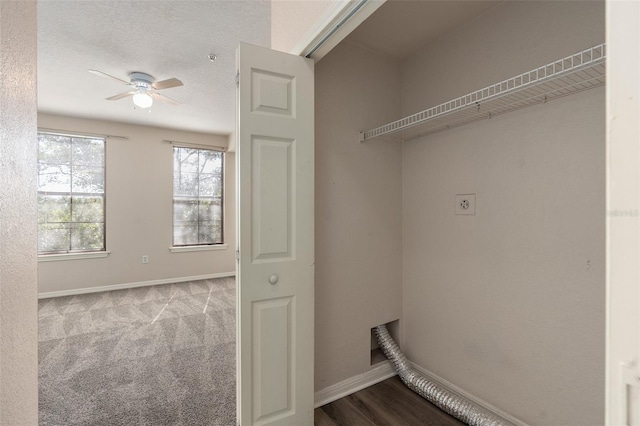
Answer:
172 146 224 246
37 132 106 254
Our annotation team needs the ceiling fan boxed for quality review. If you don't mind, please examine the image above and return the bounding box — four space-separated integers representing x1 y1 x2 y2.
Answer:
89 70 183 109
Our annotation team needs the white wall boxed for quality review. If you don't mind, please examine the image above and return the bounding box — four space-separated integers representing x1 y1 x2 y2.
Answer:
314 40 402 391
271 0 335 53
606 1 640 423
401 1 605 424
0 1 39 423
37 114 236 294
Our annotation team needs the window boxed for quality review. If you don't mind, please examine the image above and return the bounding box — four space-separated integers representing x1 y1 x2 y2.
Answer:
173 146 224 246
37 132 106 254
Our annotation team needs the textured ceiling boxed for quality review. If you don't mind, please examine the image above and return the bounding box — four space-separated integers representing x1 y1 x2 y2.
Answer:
37 0 271 135
346 0 500 60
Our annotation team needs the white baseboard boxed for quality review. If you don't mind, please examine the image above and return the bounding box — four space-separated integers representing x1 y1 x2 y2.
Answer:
409 362 530 426
314 361 397 408
38 272 236 299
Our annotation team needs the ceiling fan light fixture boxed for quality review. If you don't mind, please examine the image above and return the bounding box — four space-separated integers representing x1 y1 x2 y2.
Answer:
133 90 153 109
91 70 182 108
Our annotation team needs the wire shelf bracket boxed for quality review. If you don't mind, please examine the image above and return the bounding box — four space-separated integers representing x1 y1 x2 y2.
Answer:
359 43 606 143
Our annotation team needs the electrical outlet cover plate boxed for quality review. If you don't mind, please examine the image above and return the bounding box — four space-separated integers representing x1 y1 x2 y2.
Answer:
455 194 476 215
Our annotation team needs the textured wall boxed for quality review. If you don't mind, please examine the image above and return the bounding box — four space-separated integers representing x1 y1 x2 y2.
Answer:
314 41 402 391
401 2 605 424
37 114 236 294
0 1 39 423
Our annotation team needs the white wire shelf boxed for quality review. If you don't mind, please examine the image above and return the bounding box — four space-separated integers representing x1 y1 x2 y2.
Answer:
360 43 606 143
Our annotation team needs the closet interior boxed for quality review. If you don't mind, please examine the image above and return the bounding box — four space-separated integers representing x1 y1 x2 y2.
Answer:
314 1 605 425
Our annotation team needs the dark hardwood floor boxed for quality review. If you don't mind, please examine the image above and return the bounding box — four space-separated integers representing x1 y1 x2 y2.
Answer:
314 376 465 426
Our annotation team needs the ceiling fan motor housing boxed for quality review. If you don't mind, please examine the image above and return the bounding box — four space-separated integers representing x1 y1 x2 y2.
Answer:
129 72 154 89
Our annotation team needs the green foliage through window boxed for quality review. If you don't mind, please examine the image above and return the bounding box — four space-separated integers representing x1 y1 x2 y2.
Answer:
37 132 106 254
173 147 223 246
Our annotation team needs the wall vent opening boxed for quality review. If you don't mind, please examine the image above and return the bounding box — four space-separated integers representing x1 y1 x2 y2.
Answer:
371 319 399 365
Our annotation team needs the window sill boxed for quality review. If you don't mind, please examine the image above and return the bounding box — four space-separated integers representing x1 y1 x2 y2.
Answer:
38 251 111 262
169 244 228 253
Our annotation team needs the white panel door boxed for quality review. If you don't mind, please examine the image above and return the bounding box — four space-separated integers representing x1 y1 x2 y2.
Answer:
236 43 314 426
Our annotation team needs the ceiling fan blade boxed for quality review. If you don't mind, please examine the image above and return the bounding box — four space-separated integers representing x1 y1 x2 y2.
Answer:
150 92 181 105
152 78 183 90
106 91 135 101
89 69 130 85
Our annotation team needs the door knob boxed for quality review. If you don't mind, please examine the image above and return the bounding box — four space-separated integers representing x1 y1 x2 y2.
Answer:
269 274 279 285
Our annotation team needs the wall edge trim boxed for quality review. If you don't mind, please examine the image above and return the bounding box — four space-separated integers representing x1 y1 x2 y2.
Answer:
291 0 386 61
409 362 530 426
38 272 236 299
314 361 397 408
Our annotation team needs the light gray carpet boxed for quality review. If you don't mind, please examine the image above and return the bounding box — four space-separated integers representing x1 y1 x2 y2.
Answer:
38 278 236 425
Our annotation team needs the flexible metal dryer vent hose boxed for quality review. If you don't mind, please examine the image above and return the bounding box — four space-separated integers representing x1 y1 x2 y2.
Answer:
373 325 510 426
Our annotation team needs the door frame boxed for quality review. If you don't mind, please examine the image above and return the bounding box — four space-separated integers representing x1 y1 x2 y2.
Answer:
605 1 640 424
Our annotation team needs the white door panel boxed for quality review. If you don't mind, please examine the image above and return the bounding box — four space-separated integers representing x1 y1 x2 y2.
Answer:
237 43 314 426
